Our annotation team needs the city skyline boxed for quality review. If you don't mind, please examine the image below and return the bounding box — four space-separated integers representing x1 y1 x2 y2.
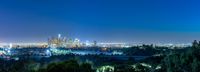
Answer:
0 0 200 43
0 34 194 45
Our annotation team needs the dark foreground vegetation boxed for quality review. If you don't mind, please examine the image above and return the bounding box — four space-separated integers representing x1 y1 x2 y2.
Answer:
1 40 200 72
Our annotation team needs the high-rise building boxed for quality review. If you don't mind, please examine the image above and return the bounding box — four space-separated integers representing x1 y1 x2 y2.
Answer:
93 41 97 47
74 38 81 47
85 40 90 47
48 34 67 48
58 34 61 38
66 38 74 48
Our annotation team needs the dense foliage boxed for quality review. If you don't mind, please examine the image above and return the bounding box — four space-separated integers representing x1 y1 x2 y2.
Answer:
37 60 94 72
159 40 200 72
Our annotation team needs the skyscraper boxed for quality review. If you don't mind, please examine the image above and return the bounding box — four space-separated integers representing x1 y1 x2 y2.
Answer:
48 34 67 48
93 41 97 47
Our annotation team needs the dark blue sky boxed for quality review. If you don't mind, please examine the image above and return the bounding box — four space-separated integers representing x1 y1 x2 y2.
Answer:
0 0 200 43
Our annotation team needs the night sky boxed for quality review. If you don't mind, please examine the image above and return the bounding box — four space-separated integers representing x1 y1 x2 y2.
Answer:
0 0 200 43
